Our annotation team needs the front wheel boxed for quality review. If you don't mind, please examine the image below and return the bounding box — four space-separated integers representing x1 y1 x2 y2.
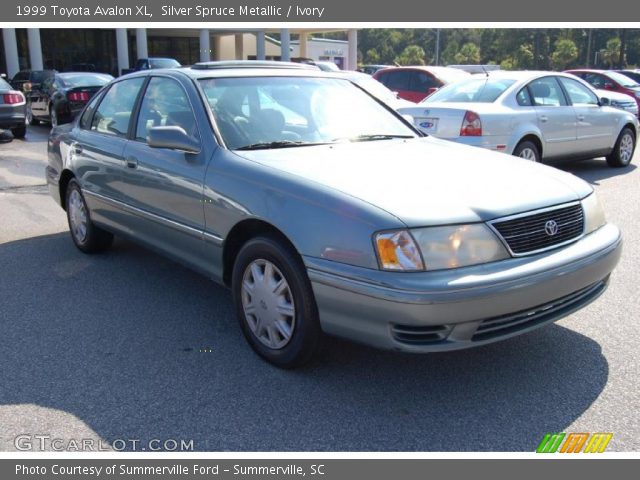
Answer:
606 127 635 168
232 234 322 368
65 179 114 253
513 140 541 162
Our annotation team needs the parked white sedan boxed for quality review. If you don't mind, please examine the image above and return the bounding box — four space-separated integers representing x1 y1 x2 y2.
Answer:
398 71 639 167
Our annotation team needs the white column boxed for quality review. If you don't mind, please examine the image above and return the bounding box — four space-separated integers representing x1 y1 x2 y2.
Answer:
299 32 308 58
199 29 210 62
212 36 222 61
136 28 148 60
2 28 20 78
115 28 129 75
234 34 244 60
280 29 290 62
27 29 43 71
347 29 358 71
256 31 266 60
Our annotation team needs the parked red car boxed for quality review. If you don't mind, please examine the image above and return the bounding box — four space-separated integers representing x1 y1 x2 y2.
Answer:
373 66 470 103
565 69 640 112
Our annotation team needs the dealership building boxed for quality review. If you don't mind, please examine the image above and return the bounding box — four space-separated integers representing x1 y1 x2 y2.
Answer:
0 28 357 78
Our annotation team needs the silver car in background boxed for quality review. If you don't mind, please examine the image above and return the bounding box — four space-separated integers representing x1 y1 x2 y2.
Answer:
399 71 638 167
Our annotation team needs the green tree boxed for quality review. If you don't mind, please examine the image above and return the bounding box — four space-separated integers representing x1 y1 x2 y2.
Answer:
601 37 621 67
365 48 380 64
394 45 426 65
551 38 578 69
454 42 481 64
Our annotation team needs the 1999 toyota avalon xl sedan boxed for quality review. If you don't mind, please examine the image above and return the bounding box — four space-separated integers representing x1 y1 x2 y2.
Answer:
46 61 623 368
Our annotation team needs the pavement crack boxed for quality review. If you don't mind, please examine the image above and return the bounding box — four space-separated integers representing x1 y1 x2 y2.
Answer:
0 184 49 194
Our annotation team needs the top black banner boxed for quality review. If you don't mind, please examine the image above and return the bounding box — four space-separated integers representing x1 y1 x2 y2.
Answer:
0 0 638 22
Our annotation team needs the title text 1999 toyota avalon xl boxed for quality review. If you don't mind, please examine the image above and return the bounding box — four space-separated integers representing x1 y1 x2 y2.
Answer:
46 61 624 368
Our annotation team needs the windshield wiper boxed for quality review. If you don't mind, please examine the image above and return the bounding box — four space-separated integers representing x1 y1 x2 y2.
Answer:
235 140 327 151
331 134 415 143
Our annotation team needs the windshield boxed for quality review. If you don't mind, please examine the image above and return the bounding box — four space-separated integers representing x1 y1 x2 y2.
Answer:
59 73 113 88
423 77 515 103
199 76 417 150
607 71 640 88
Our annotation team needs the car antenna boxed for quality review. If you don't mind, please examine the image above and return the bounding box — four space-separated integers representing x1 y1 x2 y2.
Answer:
481 65 489 77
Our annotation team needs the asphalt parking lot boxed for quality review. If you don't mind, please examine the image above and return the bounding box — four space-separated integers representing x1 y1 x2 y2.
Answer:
1 125 639 452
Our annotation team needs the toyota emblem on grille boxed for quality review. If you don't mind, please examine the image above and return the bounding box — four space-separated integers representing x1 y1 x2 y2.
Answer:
544 220 559 236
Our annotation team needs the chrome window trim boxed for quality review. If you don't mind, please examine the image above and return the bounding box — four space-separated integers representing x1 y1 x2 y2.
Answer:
487 201 585 257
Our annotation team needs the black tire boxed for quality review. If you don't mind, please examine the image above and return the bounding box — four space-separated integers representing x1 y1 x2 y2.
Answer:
606 127 636 168
65 179 114 253
26 102 39 125
513 140 541 162
11 125 26 139
232 234 322 368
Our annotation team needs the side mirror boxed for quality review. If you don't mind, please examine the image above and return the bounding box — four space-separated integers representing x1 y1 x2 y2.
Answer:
148 126 200 153
0 73 7 79
600 97 611 106
392 90 400 99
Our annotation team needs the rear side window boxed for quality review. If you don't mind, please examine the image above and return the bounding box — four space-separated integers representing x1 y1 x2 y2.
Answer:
135 77 199 141
380 71 411 91
516 87 533 106
90 77 145 137
410 71 438 93
527 77 567 106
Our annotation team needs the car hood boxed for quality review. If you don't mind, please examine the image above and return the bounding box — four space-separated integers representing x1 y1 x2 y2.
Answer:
235 137 592 227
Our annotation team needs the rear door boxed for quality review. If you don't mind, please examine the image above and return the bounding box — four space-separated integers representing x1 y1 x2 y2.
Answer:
527 76 578 158
408 70 440 103
72 76 146 225
558 76 613 152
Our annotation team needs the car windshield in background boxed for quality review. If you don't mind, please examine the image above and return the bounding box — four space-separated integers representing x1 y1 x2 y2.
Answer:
199 76 417 150
424 77 516 103
0 78 12 90
149 59 181 69
59 73 113 87
607 71 640 88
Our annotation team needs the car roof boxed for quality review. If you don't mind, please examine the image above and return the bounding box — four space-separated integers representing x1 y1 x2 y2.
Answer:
118 61 334 81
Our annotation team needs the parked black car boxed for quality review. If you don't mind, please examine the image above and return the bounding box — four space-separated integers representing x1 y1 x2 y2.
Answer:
27 72 113 127
0 76 27 138
10 69 56 93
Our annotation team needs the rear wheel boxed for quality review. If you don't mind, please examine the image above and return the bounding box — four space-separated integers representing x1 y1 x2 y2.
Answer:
65 179 114 253
513 140 541 162
232 234 322 368
606 127 635 168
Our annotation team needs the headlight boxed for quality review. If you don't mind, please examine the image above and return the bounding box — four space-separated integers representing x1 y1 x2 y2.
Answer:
582 192 606 234
374 230 424 271
411 224 509 270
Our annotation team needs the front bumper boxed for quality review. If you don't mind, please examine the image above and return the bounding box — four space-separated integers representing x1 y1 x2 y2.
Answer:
305 223 622 352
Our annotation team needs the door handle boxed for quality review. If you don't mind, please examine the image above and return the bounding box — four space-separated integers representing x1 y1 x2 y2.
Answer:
577 115 585 121
125 156 138 169
71 144 83 155
539 115 548 123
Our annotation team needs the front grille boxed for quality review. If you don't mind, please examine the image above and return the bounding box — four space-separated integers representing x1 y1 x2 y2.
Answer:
491 203 584 255
471 280 606 342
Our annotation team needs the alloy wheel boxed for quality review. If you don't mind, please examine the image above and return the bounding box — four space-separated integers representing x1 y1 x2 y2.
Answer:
619 132 634 164
518 147 538 161
68 189 88 243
